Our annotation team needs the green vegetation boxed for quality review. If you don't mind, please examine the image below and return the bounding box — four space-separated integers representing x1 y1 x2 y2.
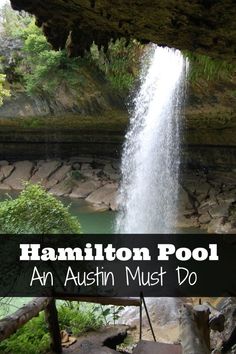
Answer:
0 301 126 354
97 305 125 326
17 21 80 95
0 302 103 354
0 183 81 233
1 4 141 96
2 2 234 101
186 52 235 82
90 38 143 92
0 74 10 106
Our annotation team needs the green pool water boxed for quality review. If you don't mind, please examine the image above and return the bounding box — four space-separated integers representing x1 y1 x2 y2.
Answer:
60 197 116 233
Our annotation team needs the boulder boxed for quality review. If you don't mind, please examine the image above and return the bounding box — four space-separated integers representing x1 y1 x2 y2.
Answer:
49 178 72 196
216 191 236 204
198 213 212 224
109 192 118 211
80 164 100 179
44 178 58 190
103 191 118 211
30 160 61 183
1 165 15 179
49 164 71 182
83 168 102 179
198 198 218 214
70 180 101 198
208 202 231 218
4 161 34 190
86 183 118 207
207 217 226 233
103 164 119 181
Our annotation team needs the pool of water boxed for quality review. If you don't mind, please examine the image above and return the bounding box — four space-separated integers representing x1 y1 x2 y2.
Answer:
60 197 116 233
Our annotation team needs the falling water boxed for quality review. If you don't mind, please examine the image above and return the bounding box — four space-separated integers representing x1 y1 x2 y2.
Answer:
116 45 188 233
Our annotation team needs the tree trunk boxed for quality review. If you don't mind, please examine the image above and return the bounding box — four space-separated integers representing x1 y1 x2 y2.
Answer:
0 297 51 341
179 303 210 354
45 299 62 353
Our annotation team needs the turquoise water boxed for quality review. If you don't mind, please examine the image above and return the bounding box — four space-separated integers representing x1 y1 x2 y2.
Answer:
60 197 115 233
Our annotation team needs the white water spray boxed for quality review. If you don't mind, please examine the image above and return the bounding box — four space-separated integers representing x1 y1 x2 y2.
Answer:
116 45 188 233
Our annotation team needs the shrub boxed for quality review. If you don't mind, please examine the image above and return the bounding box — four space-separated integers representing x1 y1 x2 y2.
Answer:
0 183 81 234
58 302 103 334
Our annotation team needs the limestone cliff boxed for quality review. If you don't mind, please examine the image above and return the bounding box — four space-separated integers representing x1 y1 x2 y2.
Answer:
0 30 236 168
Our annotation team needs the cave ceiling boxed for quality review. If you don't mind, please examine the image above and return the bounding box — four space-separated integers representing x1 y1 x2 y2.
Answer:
10 0 236 61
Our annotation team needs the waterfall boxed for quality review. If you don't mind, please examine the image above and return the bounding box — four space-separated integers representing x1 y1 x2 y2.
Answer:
116 45 188 233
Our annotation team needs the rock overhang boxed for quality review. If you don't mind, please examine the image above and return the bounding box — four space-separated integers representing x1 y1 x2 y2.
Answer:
10 0 236 62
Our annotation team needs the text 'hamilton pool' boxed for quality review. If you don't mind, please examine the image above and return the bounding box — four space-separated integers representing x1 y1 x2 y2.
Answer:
116 45 189 233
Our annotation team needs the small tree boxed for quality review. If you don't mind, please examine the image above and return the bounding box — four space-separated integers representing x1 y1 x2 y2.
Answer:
0 74 10 106
0 183 81 233
18 20 79 95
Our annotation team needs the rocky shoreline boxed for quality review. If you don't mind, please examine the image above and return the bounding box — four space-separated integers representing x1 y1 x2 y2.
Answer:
0 157 119 212
179 169 236 233
0 157 236 233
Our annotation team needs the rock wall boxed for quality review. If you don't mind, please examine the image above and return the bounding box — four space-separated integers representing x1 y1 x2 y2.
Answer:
178 169 236 233
0 74 124 119
1 157 236 233
10 0 236 61
1 29 236 169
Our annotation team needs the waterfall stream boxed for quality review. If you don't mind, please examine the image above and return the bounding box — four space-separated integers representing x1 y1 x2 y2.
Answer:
116 45 188 233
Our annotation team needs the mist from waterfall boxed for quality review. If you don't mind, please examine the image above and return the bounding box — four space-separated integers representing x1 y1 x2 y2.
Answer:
116 45 188 233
